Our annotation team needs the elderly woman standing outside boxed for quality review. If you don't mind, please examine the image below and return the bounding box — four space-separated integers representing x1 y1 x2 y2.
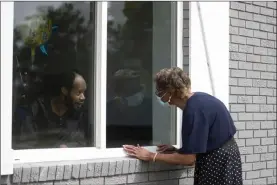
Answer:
123 67 243 185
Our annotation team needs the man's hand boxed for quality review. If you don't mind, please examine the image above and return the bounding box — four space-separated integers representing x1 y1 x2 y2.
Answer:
123 145 154 161
157 144 177 153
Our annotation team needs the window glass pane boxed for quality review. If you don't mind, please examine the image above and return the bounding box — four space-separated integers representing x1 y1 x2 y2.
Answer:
107 2 177 148
12 2 95 149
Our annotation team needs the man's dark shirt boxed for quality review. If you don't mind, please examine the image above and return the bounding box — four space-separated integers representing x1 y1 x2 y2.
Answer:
12 96 90 149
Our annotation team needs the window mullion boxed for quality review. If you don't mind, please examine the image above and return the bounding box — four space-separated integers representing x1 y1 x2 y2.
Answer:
94 2 108 149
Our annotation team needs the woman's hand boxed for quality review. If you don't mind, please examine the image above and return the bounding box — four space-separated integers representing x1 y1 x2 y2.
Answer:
123 145 154 161
157 144 177 153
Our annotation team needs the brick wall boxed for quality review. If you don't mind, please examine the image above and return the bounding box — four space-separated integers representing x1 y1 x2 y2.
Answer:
230 1 276 185
1 2 276 185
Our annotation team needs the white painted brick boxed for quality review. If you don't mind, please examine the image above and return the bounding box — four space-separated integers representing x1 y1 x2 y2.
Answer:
238 96 252 103
267 96 277 104
253 162 266 170
261 40 275 49
231 2 246 11
267 177 276 184
267 130 276 137
260 104 274 112
230 52 247 61
261 72 275 80
267 113 276 121
260 7 274 16
246 21 259 30
247 38 261 46
236 139 246 147
239 45 254 54
246 121 260 130
229 95 238 103
239 61 253 69
267 64 277 72
231 69 246 77
239 11 254 20
105 175 127 185
254 47 267 55
240 147 254 155
254 146 268 154
253 2 267 7
246 104 259 112
246 138 260 146
238 78 252 87
267 80 277 88
230 60 239 69
267 161 276 169
260 23 274 33
238 130 253 138
246 71 260 79
230 87 246 95
261 56 275 64
260 88 274 96
261 138 274 145
246 171 260 179
267 16 276 25
267 33 276 41
267 48 277 56
229 43 239 51
246 87 259 95
229 78 238 86
242 163 253 172
267 1 277 9
253 96 266 104
260 169 273 177
238 113 253 121
231 18 246 28
230 9 239 18
261 153 274 161
253 178 267 185
254 130 267 137
253 63 267 71
253 14 267 23
260 121 274 129
253 113 267 120
235 122 245 130
231 104 245 112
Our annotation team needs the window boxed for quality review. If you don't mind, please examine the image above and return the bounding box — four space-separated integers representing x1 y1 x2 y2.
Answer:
1 1 184 171
106 2 179 148
12 2 96 149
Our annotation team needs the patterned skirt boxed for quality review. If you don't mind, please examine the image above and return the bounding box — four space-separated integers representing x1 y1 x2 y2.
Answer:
194 137 243 185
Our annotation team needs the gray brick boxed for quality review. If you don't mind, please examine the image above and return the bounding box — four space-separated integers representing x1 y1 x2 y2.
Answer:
253 63 267 71
239 78 252 87
231 35 247 45
267 80 277 88
105 175 127 185
260 24 274 33
94 162 102 177
254 130 267 138
239 61 253 70
79 163 87 178
246 171 260 179
261 120 274 130
230 78 238 86
108 161 116 176
55 165 64 181
260 104 274 112
230 43 239 51
63 165 72 180
246 138 260 146
267 64 277 72
13 167 23 183
235 121 245 130
22 167 31 183
231 104 245 112
231 69 246 77
54 180 79 185
47 166 57 181
230 60 239 69
127 173 148 183
253 2 267 7
80 177 104 185
230 87 245 95
236 139 246 147
39 166 49 182
253 162 266 170
267 177 276 184
267 48 276 56
149 171 169 181
86 163 94 178
101 162 109 176
268 130 276 137
229 95 238 103
261 72 275 80
30 167 40 182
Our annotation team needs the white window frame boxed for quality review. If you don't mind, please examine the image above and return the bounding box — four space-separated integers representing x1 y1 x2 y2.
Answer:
1 1 184 173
